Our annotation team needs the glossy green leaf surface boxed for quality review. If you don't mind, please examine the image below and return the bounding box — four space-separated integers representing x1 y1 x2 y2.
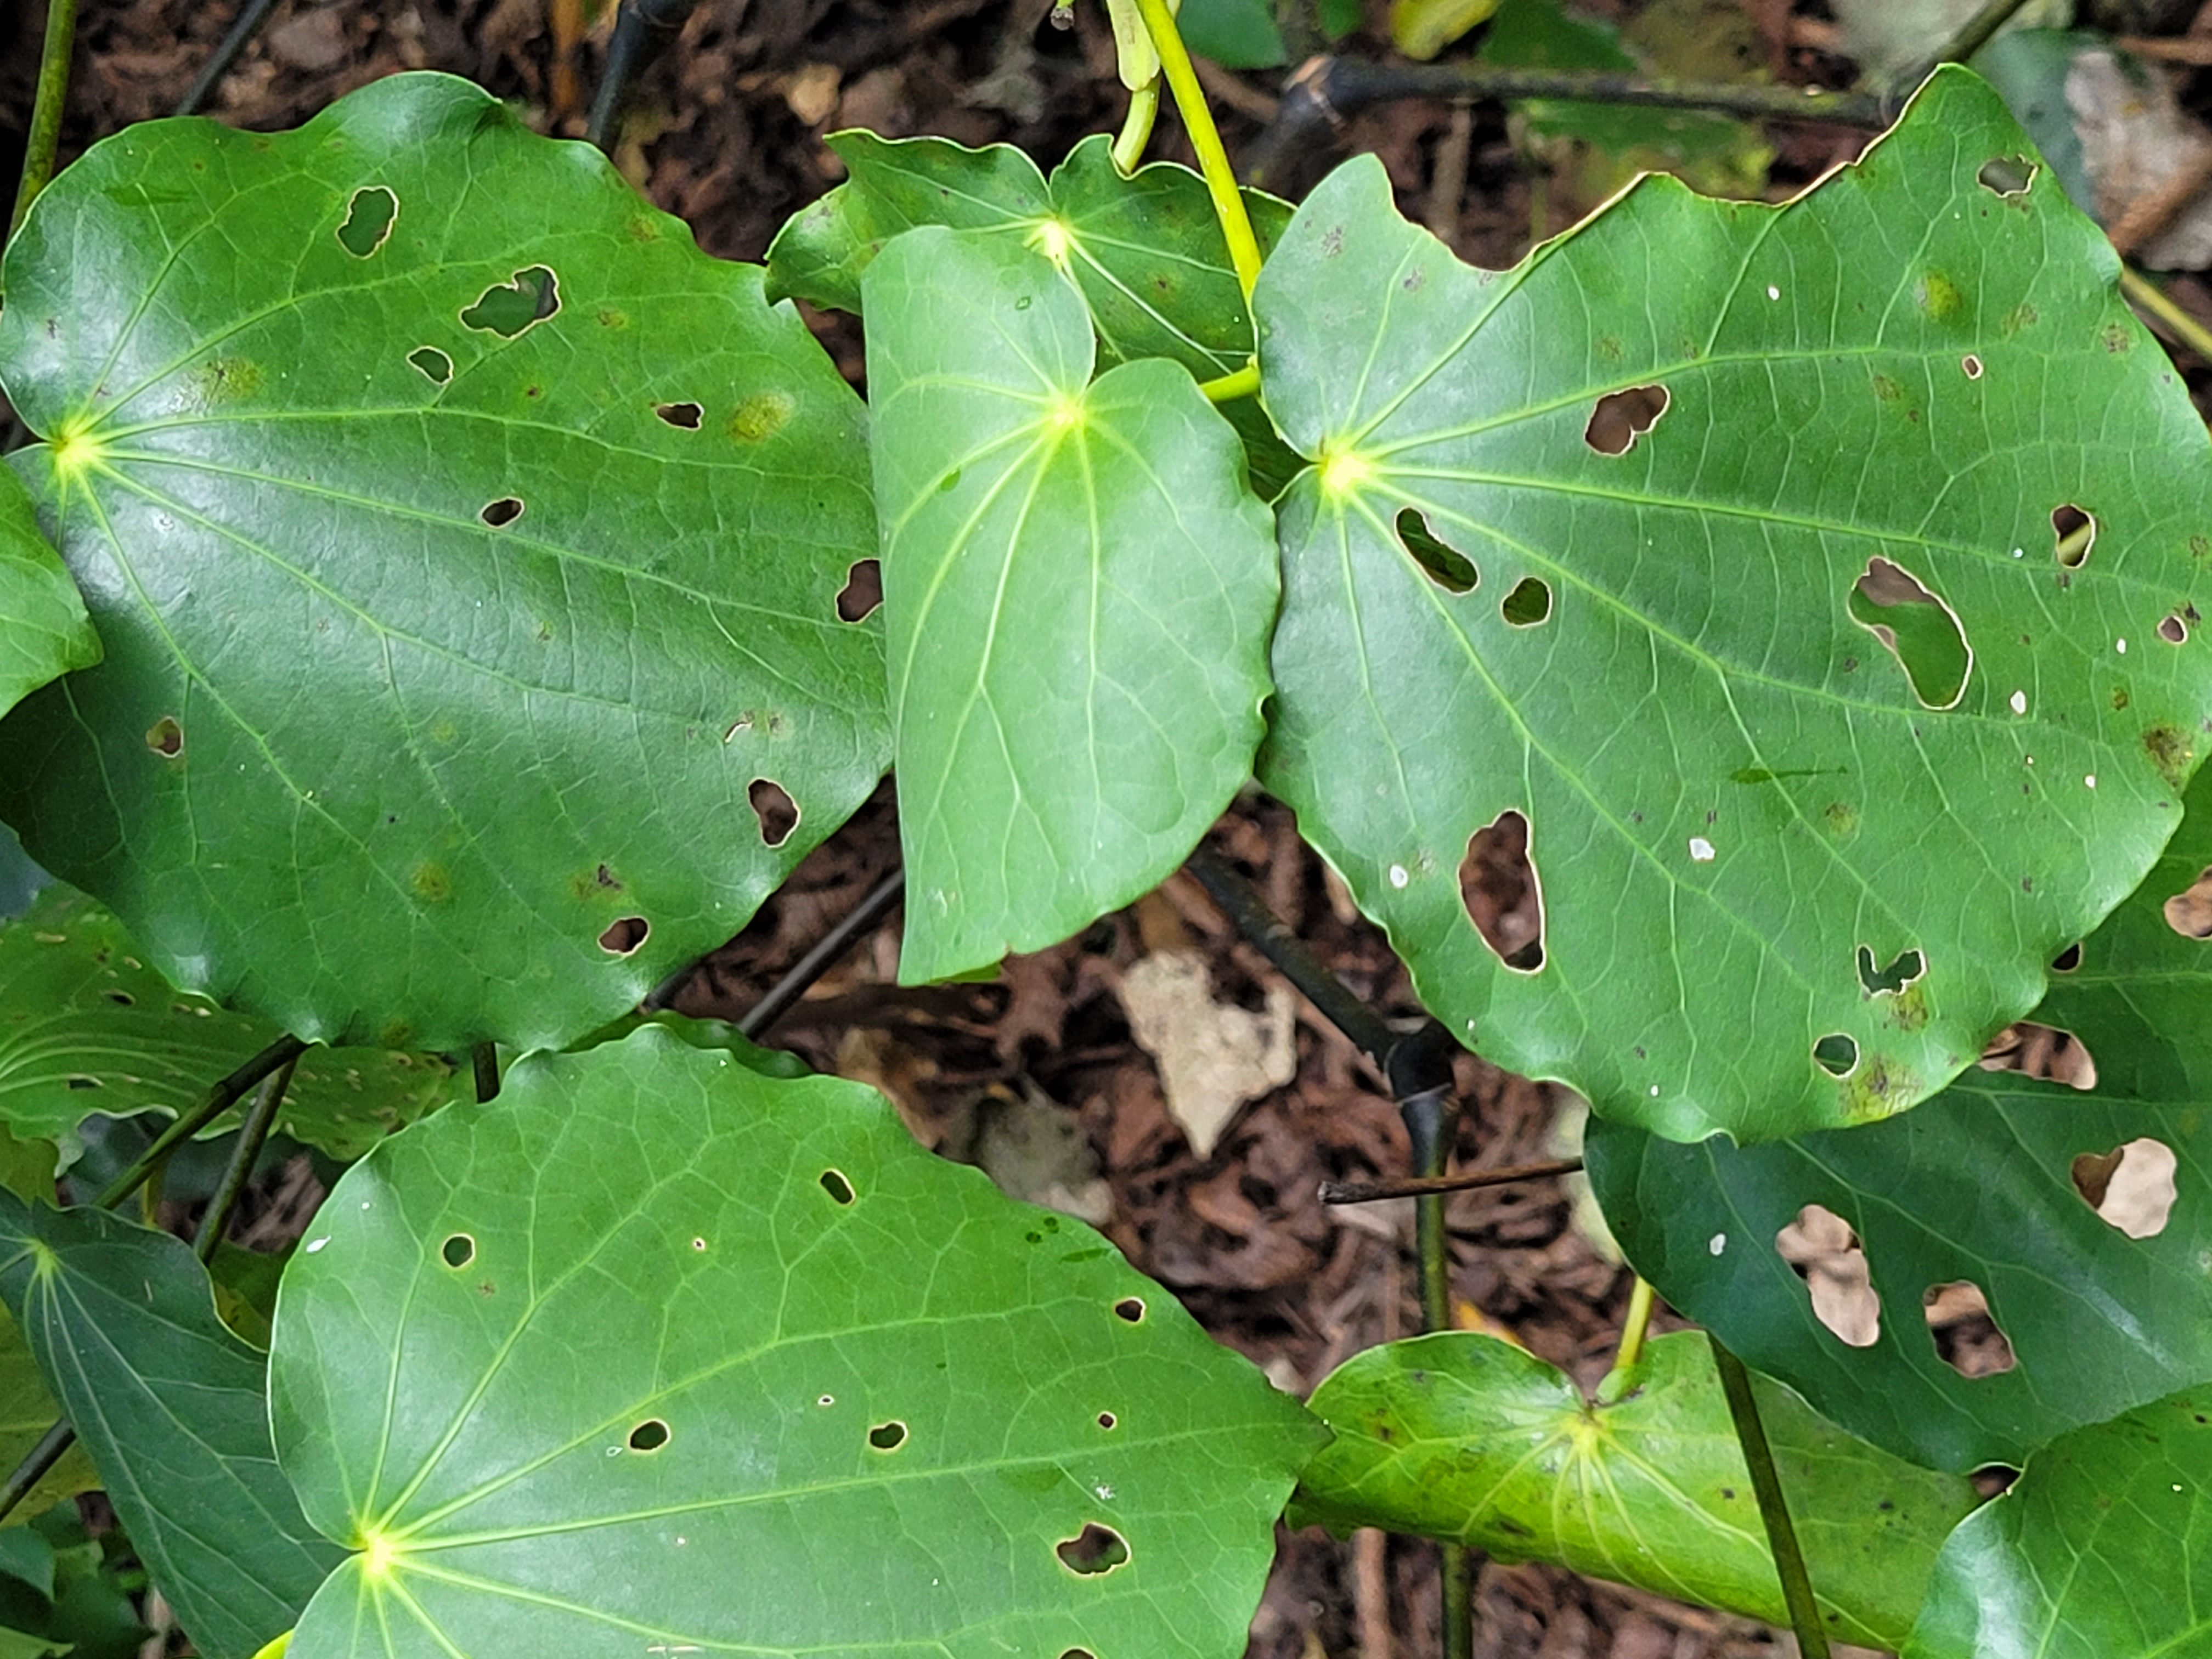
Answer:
865 230 1277 982
1180 0 1289 66
1291 1330 1976 1649
0 886 453 1164
1588 759 2212 1471
0 1193 343 1658
1906 1382 2212 1658
270 1028 1319 1658
1255 67 2212 1144
0 472 97 722
0 72 889 1052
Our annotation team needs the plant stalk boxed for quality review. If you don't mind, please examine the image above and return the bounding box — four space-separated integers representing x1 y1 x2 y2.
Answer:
92 1035 308 1211
0 1423 76 1528
1710 1338 1833 1659
472 1042 501 1104
2122 266 2212 364
1320 1156 1582 1204
1113 80 1162 174
176 0 283 116
193 1050 300 1263
1199 362 1262 403
738 867 906 1040
1401 1068 1472 1659
1929 0 2040 69
1132 0 1265 298
586 0 704 152
1612 1276 1656 1374
9 0 82 242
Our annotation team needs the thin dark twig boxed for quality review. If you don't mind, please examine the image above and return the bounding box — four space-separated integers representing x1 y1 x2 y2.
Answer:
191 1052 300 1263
0 1423 76 1528
585 0 706 151
1929 0 2041 71
1321 1156 1584 1205
91 1034 307 1212
1711 1338 1833 1659
176 0 284 116
738 868 906 1040
9 0 82 240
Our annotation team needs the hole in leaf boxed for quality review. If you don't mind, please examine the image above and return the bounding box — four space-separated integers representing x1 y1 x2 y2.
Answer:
1393 509 1476 592
336 185 398 258
2051 940 2083 973
1054 1523 1130 1576
66 1076 99 1090
2160 613 2190 644
867 1420 907 1451
1775 1204 1881 1347
820 1169 855 1205
1856 946 1925 996
1972 1465 2019 1498
654 401 703 430
1113 1296 1145 1323
749 779 799 848
1062 1651 1099 1659
1962 353 1983 380
1923 1281 2016 1378
1096 1411 1117 1430
598 916 649 956
441 1233 475 1269
1812 1034 1859 1076
628 1418 670 1452
1500 577 1552 628
1459 809 1545 973
2072 1138 2179 1238
2052 504 2097 568
1848 557 1972 710
481 496 523 528
1583 384 1670 456
102 989 133 1006
1978 155 2036 196
1979 1022 2097 1090
461 265 560 337
2167 867 2212 939
837 559 883 622
407 346 452 385
146 716 183 758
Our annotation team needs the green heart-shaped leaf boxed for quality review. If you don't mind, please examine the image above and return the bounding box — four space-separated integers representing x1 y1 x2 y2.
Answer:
0 73 890 1051
864 229 1277 982
270 1028 1320 1657
0 470 97 720
1254 66 2212 1143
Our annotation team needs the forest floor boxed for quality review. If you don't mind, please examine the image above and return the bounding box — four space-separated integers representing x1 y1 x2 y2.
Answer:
7 1 2212 1656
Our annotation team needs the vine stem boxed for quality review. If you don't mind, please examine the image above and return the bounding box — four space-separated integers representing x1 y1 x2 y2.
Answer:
1112 79 1161 174
2122 267 2212 365
92 1035 308 1211
1929 0 2040 70
1132 0 1264 299
8 0 81 241
1710 1338 1833 1659
193 1049 300 1263
1199 362 1261 403
1611 1276 1656 1374
1321 1156 1582 1205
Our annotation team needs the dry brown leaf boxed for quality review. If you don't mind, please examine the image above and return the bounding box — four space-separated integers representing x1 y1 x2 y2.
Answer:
1118 948 1296 1158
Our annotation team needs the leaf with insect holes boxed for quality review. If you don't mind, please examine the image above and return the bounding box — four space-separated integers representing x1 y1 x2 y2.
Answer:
1904 1381 2212 1658
1291 1331 1979 1649
0 1193 343 1659
1585 755 2212 1471
864 228 1277 984
268 1027 1321 1659
0 468 97 721
0 885 455 1164
0 72 890 1052
1254 66 2212 1145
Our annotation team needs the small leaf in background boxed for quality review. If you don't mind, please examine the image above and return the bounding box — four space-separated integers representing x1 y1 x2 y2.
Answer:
1587 756 2212 1472
270 1028 1320 1657
1318 0 1364 40
0 1502 151 1659
1179 0 1288 67
865 229 1277 983
1254 67 2212 1144
1291 1330 1979 1650
0 887 453 1164
0 1310 95 1527
1391 0 1501 61
0 1194 343 1659
0 72 890 1053
0 468 98 724
1905 1383 2212 1658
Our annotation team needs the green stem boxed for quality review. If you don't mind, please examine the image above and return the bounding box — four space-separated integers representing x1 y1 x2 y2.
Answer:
1931 0 2038 67
1112 79 1161 174
93 1035 308 1211
1710 1338 1833 1659
2122 266 2212 364
9 0 81 242
1198 362 1261 403
1132 0 1264 299
0 1423 75 1528
1613 1276 1656 1374
193 1051 299 1263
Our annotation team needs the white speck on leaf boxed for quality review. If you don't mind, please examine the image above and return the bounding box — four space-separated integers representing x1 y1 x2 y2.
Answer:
1688 837 1716 862
2010 690 2027 714
1709 1233 1727 1255
1766 284 1780 300
1388 864 1408 889
2086 775 2098 789
2118 637 2129 654
305 1237 329 1253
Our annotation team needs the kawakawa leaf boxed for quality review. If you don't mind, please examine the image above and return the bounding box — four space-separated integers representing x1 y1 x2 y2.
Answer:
0 72 889 1052
864 229 1277 983
1905 1381 2212 1658
0 1194 343 1659
0 468 97 720
1292 1331 1978 1649
1255 66 2212 1144
1586 757 2212 1472
270 1027 1321 1657
0 1305 96 1528
0 886 453 1164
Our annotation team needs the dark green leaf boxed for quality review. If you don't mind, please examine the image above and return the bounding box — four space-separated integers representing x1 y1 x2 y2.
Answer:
1906 1383 2212 1657
270 1027 1321 1657
864 230 1277 982
0 1194 343 1659
0 72 890 1052
1180 0 1289 67
1254 68 2212 1143
1293 1331 1977 1649
0 468 97 721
